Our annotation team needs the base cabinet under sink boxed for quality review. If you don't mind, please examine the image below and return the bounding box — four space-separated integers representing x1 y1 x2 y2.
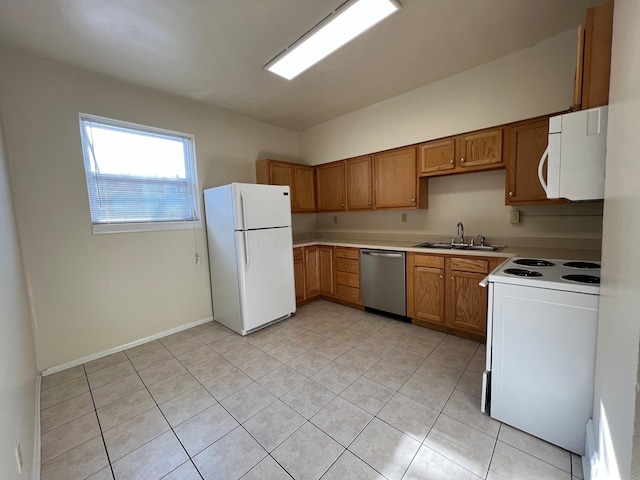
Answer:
407 252 507 341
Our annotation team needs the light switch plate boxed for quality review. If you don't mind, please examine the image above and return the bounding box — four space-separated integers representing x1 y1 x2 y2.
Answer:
509 210 520 224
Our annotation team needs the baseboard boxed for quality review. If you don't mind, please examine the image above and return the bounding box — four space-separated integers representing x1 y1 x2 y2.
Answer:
41 316 214 376
33 372 41 480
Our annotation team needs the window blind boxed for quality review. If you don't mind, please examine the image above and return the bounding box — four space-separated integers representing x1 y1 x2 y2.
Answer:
79 115 200 231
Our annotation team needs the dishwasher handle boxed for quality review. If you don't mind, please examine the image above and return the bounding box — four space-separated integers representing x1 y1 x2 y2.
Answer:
361 251 404 258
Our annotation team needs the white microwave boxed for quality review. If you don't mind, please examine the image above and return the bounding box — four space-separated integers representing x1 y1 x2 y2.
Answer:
538 106 608 201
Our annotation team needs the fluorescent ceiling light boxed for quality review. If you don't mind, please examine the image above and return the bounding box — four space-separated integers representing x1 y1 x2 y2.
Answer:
265 0 401 80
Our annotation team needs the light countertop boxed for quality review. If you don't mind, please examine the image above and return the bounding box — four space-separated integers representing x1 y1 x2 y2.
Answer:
292 237 601 261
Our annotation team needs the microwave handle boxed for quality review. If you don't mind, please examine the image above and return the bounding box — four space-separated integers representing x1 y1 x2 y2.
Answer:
537 145 550 195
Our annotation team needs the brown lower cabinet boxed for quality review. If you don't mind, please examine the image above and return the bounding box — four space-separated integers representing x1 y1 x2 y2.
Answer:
407 253 507 340
294 245 339 305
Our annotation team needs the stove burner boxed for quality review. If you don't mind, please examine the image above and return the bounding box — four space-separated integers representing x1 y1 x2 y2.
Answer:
504 268 543 277
563 261 600 269
562 274 600 284
513 259 556 267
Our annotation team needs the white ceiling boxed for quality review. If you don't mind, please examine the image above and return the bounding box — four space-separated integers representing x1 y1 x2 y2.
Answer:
0 0 601 131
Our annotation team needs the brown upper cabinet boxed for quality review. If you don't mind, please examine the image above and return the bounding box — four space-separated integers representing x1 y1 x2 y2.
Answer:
419 127 504 177
255 159 316 213
573 0 613 110
316 161 346 212
374 146 419 209
505 115 567 206
346 156 374 210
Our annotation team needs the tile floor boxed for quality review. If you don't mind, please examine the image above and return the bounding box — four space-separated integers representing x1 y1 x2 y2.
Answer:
39 299 585 480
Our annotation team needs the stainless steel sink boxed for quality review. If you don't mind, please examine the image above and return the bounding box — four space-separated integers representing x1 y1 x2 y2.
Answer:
413 242 506 252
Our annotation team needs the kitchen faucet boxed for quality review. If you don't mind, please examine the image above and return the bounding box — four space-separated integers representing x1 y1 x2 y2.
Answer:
456 222 465 245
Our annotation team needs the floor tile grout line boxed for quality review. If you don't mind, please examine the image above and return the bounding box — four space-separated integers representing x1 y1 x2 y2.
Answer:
484 422 503 479
492 436 574 475
82 363 117 480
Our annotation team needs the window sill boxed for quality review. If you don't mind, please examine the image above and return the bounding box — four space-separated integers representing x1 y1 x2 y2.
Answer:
92 220 202 235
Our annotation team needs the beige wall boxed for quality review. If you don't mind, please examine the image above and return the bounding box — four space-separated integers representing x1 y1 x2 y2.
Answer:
0 113 38 477
592 0 640 477
0 49 300 370
300 29 604 240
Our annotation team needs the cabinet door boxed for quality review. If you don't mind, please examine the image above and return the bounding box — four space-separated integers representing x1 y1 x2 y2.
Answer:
457 129 503 170
409 266 445 324
506 118 567 205
293 248 306 302
447 271 488 335
305 246 320 297
373 147 417 209
269 161 296 211
346 156 373 210
316 162 346 211
419 139 455 175
580 0 613 109
294 165 316 212
318 246 335 296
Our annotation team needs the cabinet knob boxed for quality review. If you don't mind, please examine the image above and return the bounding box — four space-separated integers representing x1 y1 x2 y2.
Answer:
411 198 415 203
345 278 349 282
460 157 465 162
439 274 443 279
344 252 348 256
344 264 348 268
451 276 455 280
342 203 345 207
368 201 372 205
449 159 454 164
344 291 349 295
508 191 514 197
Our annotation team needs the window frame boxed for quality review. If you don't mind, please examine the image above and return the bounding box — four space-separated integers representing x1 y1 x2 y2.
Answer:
78 113 202 235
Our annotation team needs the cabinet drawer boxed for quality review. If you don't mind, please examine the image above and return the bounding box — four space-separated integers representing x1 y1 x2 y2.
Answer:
335 284 361 304
335 258 360 274
335 247 359 260
451 257 489 274
336 271 360 288
293 248 303 261
413 254 445 268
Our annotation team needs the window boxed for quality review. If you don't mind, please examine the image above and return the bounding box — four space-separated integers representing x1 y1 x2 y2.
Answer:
79 114 201 234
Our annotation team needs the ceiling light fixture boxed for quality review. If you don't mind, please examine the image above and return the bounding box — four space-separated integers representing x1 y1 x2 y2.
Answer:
265 0 401 80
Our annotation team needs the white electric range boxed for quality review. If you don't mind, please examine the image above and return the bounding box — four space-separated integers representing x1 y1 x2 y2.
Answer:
481 257 600 455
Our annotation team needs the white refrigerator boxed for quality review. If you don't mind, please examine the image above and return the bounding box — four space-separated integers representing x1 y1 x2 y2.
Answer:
204 183 296 335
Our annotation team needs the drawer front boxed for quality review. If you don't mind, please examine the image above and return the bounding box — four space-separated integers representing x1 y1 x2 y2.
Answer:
335 284 361 304
335 258 360 274
336 271 360 288
450 257 489 274
413 254 445 268
335 247 360 260
293 248 303 261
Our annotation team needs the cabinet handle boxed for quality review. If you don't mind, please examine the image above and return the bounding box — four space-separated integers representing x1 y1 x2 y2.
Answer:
461 157 465 162
508 191 514 197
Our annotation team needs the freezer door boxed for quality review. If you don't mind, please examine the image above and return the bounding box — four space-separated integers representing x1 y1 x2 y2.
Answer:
232 183 292 230
235 227 296 332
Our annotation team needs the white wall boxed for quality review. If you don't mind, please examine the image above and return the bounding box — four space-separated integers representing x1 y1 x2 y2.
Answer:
300 29 604 240
0 112 38 478
591 0 640 477
0 49 300 370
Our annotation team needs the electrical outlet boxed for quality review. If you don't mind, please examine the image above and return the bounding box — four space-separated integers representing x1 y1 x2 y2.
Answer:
401 213 407 223
509 210 520 224
15 441 22 474
333 215 338 224
195 253 201 266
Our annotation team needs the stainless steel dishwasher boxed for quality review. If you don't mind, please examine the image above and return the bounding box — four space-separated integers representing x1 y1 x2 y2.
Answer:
360 249 406 317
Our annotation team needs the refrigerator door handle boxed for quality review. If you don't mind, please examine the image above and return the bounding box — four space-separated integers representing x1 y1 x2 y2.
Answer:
243 231 250 270
240 190 248 230
537 145 550 195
